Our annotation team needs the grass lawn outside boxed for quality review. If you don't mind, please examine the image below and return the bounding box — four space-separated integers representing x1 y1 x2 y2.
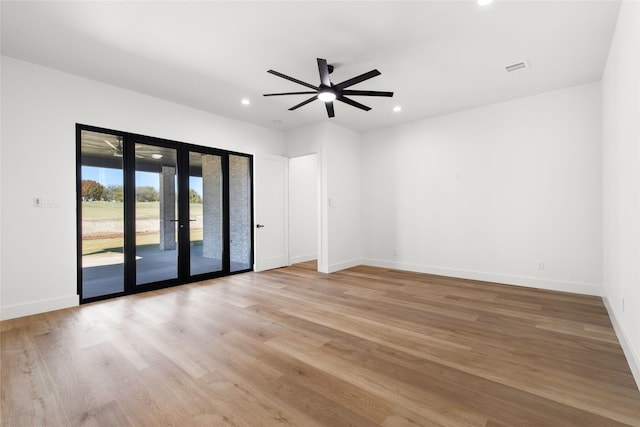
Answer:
82 201 204 256
83 230 204 257
82 201 203 220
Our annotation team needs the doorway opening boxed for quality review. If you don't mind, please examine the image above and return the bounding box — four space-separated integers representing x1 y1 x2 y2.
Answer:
288 153 319 268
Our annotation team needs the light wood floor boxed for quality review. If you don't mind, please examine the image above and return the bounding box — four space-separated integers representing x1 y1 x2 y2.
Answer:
2 263 640 426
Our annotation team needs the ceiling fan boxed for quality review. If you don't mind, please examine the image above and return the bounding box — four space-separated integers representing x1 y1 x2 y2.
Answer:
263 58 393 118
103 139 124 157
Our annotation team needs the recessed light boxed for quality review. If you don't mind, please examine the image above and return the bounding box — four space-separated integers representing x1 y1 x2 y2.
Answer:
478 0 494 5
393 106 402 113
151 153 163 159
241 98 250 105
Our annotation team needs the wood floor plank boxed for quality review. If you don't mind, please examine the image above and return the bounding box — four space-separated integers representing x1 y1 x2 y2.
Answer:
267 332 491 426
0 328 68 427
2 262 640 426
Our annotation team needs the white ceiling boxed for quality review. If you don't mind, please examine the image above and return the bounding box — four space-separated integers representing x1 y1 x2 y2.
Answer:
1 1 621 132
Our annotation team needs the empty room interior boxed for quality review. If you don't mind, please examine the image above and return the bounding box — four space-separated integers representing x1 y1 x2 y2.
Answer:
1 0 640 426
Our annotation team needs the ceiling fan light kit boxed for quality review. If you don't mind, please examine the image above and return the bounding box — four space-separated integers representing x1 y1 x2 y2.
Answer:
317 88 337 102
263 58 394 118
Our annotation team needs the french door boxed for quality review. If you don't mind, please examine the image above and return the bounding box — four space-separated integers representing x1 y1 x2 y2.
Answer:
77 124 253 302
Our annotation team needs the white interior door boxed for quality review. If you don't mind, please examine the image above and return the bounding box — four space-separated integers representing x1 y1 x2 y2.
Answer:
254 154 289 272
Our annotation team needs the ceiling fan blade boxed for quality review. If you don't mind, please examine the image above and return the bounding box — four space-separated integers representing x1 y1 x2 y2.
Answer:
288 95 318 111
104 140 118 150
325 101 335 118
317 58 331 87
337 95 371 111
267 70 318 91
335 70 381 90
263 91 317 96
341 90 394 97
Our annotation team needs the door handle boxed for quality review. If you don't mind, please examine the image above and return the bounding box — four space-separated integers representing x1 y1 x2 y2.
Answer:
168 219 193 229
256 224 265 228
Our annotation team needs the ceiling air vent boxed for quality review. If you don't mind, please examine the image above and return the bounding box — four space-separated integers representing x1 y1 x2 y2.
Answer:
505 61 529 73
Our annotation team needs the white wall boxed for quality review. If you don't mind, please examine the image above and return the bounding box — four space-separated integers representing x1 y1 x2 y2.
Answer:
285 122 326 158
602 0 640 388
285 122 362 273
289 154 318 264
0 56 284 320
362 82 603 296
324 124 362 271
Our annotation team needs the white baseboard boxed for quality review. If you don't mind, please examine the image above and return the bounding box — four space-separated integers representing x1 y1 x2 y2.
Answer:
290 254 318 265
361 258 602 296
603 297 640 391
328 258 363 273
0 295 79 321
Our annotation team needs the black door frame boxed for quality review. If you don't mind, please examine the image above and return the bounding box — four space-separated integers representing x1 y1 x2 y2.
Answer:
76 123 254 303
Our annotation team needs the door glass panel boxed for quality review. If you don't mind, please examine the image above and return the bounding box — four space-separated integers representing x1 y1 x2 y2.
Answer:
229 155 252 272
189 152 223 275
79 126 255 303
80 130 125 298
135 144 178 285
